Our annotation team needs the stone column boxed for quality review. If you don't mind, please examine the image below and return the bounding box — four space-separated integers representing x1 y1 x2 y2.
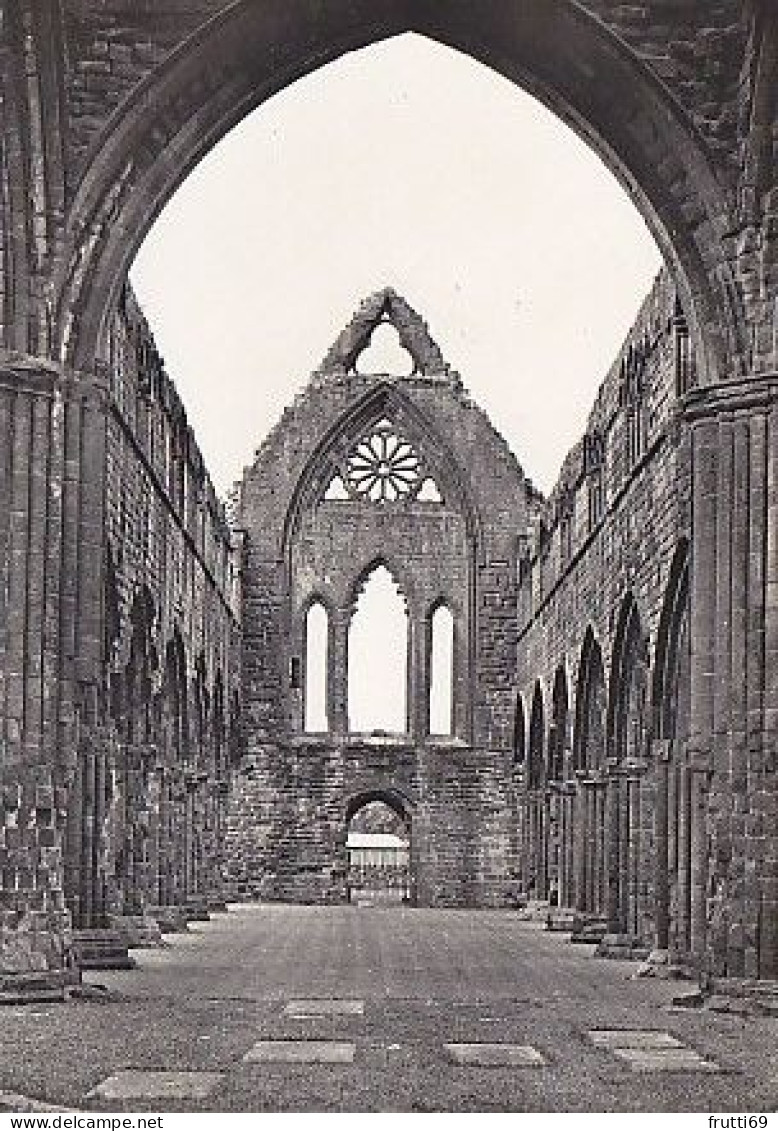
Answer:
573 771 588 912
604 759 624 932
624 758 649 940
329 609 349 734
654 739 671 951
409 609 427 740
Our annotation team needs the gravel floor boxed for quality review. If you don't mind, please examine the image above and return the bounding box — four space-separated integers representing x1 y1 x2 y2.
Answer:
0 905 775 1113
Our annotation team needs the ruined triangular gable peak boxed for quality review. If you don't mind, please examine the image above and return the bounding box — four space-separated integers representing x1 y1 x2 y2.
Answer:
310 288 460 387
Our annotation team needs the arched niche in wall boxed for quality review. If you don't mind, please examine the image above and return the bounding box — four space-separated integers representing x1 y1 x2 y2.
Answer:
528 682 545 790
573 628 606 773
194 653 209 757
213 670 226 779
549 666 568 782
348 563 408 734
125 587 157 745
165 630 189 761
609 594 650 763
429 603 454 737
304 600 330 733
652 540 690 745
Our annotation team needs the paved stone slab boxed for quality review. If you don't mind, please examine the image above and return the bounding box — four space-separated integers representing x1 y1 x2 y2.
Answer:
243 1040 356 1065
611 1047 720 1073
284 998 364 1018
587 1029 684 1049
444 1043 546 1068
87 1071 224 1101
0 1091 80 1113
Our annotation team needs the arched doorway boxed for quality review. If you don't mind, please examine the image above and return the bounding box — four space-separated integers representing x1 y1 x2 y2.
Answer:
345 791 413 906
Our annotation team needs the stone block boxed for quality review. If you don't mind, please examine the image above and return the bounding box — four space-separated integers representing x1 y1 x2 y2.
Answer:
444 1043 546 1067
69 929 135 971
595 933 650 960
106 914 165 949
0 969 70 1005
242 1040 356 1065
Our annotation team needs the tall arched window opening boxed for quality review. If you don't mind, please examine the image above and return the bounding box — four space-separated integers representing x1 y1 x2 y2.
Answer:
304 602 329 733
429 604 454 736
348 565 408 733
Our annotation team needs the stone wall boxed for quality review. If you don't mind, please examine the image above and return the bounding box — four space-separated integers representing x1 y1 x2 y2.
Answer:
91 284 241 922
517 272 690 698
514 268 777 980
224 738 511 907
229 292 532 904
0 283 241 972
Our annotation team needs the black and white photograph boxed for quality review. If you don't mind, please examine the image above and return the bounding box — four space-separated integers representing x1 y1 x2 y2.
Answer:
0 0 776 1117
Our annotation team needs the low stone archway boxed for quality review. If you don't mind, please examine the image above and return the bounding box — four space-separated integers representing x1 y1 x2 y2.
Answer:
345 790 413 906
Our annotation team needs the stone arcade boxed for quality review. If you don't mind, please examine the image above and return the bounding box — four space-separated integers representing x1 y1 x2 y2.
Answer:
0 1 777 990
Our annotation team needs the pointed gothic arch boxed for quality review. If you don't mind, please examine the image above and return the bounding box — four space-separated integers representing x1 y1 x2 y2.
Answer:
528 682 545 791
548 666 569 782
165 629 189 761
304 598 330 734
53 9 742 385
124 587 157 744
608 593 650 764
651 540 692 953
428 601 455 737
282 375 481 554
213 669 226 779
573 628 607 773
653 540 691 742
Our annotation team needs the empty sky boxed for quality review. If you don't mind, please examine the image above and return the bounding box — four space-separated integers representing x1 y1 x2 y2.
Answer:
131 33 662 499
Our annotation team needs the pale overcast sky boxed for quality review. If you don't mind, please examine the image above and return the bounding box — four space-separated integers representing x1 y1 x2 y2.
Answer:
131 34 662 499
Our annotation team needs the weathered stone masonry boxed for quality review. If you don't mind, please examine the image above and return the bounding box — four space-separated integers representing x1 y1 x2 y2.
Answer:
227 291 534 906
0 287 240 973
0 0 777 981
514 270 777 979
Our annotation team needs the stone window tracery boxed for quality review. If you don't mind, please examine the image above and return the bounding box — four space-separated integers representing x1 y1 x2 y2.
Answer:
323 418 443 504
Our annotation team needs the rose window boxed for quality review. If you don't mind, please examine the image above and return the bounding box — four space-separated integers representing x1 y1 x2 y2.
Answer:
323 419 443 504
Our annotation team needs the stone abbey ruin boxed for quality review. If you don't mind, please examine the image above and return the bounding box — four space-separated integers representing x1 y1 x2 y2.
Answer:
0 1 777 992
